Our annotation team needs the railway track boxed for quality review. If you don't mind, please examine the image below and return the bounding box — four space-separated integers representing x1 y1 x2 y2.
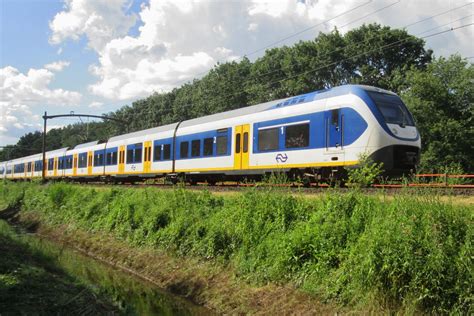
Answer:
75 178 473 196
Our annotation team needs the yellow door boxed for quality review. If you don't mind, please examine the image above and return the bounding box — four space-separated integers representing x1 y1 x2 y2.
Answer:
87 151 93 176
241 124 250 169
73 154 78 176
143 141 152 173
118 146 125 174
233 125 242 170
53 158 58 177
233 124 250 170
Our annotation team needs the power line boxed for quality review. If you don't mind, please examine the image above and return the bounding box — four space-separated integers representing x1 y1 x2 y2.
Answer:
116 24 471 128
166 0 373 88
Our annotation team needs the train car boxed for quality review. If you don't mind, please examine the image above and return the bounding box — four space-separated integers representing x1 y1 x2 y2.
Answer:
0 84 420 183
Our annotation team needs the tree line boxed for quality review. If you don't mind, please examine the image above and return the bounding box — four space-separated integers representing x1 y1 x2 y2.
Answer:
1 24 472 172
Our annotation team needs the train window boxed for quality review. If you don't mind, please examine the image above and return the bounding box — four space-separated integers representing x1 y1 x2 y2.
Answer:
285 123 309 148
258 128 279 151
127 149 133 163
94 152 104 166
368 91 415 126
58 158 64 170
235 134 241 154
35 160 43 172
216 136 227 155
48 158 54 170
66 156 73 169
78 153 87 168
331 109 339 126
243 132 249 153
154 145 161 161
134 145 142 163
191 140 201 157
106 151 118 165
163 144 171 160
203 138 213 156
27 162 32 172
180 141 189 158
126 143 142 164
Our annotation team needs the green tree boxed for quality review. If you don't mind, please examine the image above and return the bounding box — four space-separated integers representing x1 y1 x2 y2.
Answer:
395 55 474 172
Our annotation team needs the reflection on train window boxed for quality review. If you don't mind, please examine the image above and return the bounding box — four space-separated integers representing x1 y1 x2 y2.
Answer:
258 128 279 151
153 145 161 161
192 140 201 157
180 141 189 158
126 143 143 164
204 138 213 156
65 156 73 169
106 151 118 165
163 144 171 160
285 123 309 148
48 158 54 170
216 136 227 155
78 153 87 168
94 152 104 166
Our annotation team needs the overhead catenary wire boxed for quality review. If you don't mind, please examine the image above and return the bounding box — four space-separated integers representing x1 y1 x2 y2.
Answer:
166 0 374 88
35 3 474 137
129 18 473 121
85 1 472 120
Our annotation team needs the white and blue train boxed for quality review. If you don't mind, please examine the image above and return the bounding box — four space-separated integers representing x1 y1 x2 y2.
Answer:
0 85 420 183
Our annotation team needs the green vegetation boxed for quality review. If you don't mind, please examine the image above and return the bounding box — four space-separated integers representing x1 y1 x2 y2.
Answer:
2 23 471 173
0 220 117 314
1 181 472 313
346 153 384 188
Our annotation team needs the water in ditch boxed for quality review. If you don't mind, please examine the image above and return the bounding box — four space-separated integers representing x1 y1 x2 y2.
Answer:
0 220 210 315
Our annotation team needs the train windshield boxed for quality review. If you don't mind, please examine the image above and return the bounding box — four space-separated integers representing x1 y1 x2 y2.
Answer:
368 91 415 127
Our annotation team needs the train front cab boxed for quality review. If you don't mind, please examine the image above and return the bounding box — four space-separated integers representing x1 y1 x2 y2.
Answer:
364 89 420 176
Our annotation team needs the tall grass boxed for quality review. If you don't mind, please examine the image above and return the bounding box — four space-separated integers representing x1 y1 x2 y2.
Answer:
0 181 471 313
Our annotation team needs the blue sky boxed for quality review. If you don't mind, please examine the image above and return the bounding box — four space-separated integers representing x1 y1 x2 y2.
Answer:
1 0 473 147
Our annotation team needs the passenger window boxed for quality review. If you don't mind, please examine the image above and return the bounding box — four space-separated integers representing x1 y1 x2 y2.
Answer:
191 140 201 157
154 145 161 161
180 141 189 158
216 136 227 155
258 128 279 151
203 138 213 156
243 132 249 153
235 134 241 154
163 144 171 160
285 124 310 148
126 149 133 163
134 146 142 163
331 109 339 126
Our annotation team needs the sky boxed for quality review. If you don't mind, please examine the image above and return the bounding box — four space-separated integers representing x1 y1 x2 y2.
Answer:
1 0 473 147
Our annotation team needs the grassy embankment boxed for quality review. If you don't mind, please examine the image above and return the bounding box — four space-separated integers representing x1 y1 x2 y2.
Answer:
0 219 117 314
0 181 472 314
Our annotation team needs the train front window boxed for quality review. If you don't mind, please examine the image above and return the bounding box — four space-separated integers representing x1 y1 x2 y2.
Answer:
368 91 414 127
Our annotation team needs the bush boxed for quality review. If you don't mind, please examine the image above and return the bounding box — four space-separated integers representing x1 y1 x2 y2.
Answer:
346 153 384 188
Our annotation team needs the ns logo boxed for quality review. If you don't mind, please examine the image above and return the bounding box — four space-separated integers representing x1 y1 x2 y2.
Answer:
275 153 288 163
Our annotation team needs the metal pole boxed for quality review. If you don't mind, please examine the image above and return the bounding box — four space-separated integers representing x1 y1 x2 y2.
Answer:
42 111 47 181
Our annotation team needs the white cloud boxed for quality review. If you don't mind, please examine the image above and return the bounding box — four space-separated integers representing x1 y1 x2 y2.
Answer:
44 60 70 72
88 101 104 108
0 66 82 145
49 0 137 51
47 0 473 102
